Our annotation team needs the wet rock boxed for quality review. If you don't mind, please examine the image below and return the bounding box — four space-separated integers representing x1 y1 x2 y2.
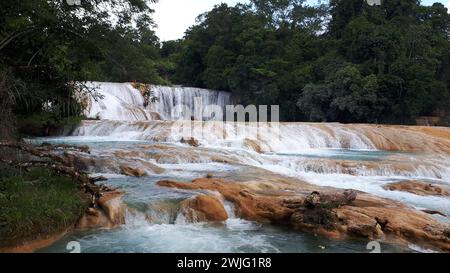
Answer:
179 195 228 222
340 210 383 239
85 207 100 217
137 160 165 174
63 152 95 171
383 180 449 196
120 165 147 177
98 191 126 225
180 137 200 147
144 200 180 224
77 190 125 229
64 152 118 173
299 208 339 230
243 138 263 153
157 177 450 251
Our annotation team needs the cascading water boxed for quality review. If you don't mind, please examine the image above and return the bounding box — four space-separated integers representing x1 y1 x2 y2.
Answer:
71 120 450 154
149 85 232 120
81 82 232 121
35 82 450 253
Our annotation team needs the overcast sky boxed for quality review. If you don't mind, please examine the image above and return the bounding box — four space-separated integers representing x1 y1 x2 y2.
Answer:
152 0 450 41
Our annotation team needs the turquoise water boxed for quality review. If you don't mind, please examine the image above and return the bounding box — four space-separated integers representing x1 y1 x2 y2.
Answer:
39 175 409 253
30 138 447 253
265 149 406 161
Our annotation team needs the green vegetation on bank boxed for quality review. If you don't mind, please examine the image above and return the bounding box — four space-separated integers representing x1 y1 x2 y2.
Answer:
0 167 88 247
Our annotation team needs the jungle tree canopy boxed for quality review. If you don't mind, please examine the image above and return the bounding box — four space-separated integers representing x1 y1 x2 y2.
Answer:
1 0 449 136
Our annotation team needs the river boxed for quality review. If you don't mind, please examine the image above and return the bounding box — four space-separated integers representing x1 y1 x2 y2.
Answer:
32 82 449 253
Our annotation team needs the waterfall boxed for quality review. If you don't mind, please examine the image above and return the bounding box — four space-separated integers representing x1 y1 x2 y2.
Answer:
80 82 232 121
149 86 232 120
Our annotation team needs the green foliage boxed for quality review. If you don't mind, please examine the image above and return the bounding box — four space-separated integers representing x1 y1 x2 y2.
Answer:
300 64 381 122
0 0 162 137
0 167 87 246
1 0 449 126
170 0 450 123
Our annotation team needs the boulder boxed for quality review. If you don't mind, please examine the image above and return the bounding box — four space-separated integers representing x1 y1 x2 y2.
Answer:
120 165 147 177
77 190 126 229
98 191 126 225
179 195 228 222
383 180 450 196
180 137 200 147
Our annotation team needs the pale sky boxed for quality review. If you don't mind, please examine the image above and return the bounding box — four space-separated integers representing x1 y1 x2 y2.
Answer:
152 0 450 41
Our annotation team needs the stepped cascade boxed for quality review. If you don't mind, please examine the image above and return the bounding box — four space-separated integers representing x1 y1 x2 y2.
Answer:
80 82 232 121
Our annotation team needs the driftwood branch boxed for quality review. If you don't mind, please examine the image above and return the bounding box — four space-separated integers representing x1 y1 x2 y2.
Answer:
283 190 357 210
284 190 358 230
40 142 90 154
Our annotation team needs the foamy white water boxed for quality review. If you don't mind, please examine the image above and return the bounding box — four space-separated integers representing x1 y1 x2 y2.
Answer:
80 82 231 121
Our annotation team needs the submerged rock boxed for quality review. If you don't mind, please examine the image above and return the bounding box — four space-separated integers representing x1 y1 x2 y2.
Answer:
383 180 450 196
120 165 147 177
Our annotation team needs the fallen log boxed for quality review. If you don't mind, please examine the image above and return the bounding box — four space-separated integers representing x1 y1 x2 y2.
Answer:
40 142 90 154
283 190 358 230
0 140 69 165
304 190 357 209
283 190 357 210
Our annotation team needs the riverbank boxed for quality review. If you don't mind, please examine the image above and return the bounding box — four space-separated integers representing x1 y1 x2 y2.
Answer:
0 140 130 253
0 167 89 252
2 120 449 253
0 165 127 253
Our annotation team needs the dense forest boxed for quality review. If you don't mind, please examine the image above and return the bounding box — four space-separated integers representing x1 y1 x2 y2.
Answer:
1 0 449 138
